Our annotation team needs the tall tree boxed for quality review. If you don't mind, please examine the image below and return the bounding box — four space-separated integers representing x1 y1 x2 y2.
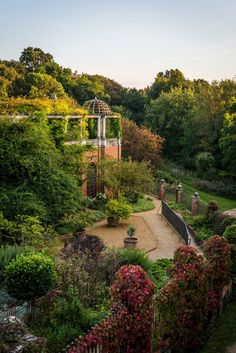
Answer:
19 47 53 72
219 98 236 176
144 88 196 160
121 118 164 167
148 69 191 100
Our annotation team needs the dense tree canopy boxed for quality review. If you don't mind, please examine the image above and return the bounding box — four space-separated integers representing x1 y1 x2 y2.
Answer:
0 47 236 178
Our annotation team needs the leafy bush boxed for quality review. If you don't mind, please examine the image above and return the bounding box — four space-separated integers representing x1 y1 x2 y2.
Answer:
105 198 132 221
116 248 152 272
223 224 236 245
0 245 34 278
0 118 83 223
130 197 155 213
99 158 155 198
194 179 236 199
88 193 108 210
219 217 236 235
61 235 106 259
5 253 57 301
32 295 105 353
0 212 56 246
148 259 173 290
56 211 94 235
196 152 215 172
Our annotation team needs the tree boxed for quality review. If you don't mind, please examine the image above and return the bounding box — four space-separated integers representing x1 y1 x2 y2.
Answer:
0 63 18 98
122 88 148 124
219 98 236 176
144 88 196 160
12 72 68 99
0 117 83 222
121 118 164 167
19 47 53 72
148 69 191 100
99 158 155 198
73 74 110 105
5 253 57 301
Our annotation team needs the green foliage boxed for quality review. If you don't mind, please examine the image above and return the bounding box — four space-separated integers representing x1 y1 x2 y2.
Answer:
223 224 236 245
145 88 196 159
220 98 236 176
219 217 236 235
148 259 173 290
32 295 105 353
19 47 53 72
116 248 152 272
196 152 215 173
130 197 155 212
0 245 34 277
5 253 57 301
99 158 155 198
56 211 94 234
105 117 121 138
105 198 132 221
126 224 137 238
0 118 83 224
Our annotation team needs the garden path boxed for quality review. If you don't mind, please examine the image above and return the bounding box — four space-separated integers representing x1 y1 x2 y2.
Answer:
88 196 198 260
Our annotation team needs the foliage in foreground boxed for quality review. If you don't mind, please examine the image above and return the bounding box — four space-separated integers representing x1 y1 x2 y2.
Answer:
5 252 57 301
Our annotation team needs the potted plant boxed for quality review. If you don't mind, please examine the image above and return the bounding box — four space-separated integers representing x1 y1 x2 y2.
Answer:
124 224 138 248
58 212 93 239
105 199 132 227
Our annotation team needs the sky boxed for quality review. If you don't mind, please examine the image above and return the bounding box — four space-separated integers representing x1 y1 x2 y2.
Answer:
0 0 236 88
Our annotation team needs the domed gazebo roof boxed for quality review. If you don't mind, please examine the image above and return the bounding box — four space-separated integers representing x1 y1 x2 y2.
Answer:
84 97 112 115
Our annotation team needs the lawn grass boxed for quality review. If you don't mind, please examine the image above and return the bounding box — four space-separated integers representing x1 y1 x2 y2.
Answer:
130 197 155 213
159 162 236 212
181 182 236 211
199 297 236 353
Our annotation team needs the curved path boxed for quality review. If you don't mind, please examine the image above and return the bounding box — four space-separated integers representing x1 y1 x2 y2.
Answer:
132 197 185 260
89 196 186 260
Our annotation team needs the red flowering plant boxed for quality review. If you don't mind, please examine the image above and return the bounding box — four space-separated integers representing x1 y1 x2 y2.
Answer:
68 265 154 353
204 235 231 316
155 246 208 353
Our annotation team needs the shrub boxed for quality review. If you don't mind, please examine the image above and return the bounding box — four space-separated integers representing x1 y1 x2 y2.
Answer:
116 248 152 272
61 235 106 259
57 211 94 235
148 259 173 290
5 253 57 301
130 197 155 213
156 246 208 353
105 199 132 221
223 224 236 245
99 158 155 198
88 193 108 210
204 235 231 315
219 217 236 235
196 152 215 172
0 245 34 278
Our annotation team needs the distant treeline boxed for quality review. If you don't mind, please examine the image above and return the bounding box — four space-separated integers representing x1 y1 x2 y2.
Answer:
0 47 236 178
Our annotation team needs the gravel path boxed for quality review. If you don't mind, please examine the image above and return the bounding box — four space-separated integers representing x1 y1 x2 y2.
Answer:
88 196 186 260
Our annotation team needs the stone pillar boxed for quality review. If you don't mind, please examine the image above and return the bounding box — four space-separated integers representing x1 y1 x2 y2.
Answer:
101 116 106 146
159 179 166 200
97 116 101 147
176 184 183 203
191 192 200 216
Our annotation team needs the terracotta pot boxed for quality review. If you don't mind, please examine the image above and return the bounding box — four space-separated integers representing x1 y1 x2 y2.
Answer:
123 237 138 248
107 217 119 227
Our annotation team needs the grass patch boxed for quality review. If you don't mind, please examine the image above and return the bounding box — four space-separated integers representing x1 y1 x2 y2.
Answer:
181 182 236 212
130 197 155 213
199 297 236 353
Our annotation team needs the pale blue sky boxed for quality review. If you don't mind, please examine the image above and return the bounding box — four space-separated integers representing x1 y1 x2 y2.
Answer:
0 0 235 88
